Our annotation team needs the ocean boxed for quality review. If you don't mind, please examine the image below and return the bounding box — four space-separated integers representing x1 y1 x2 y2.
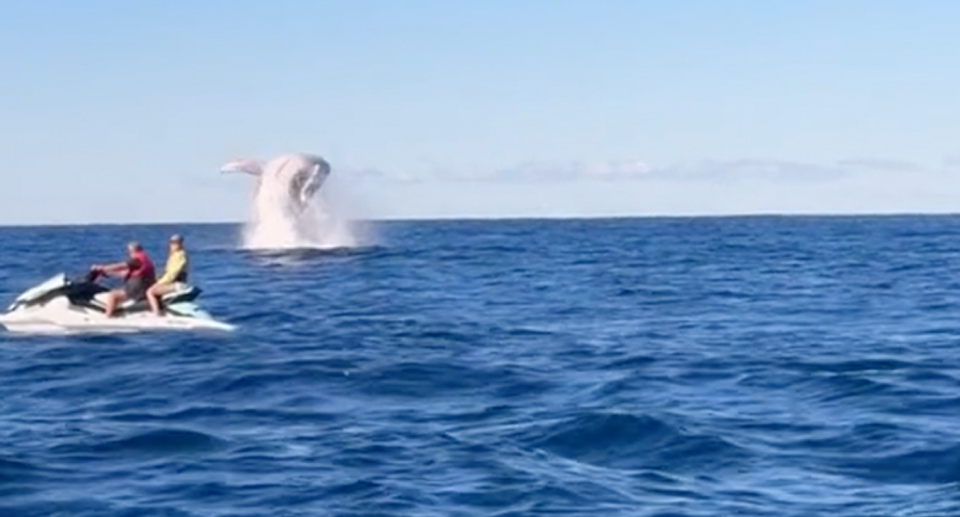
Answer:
1 216 959 516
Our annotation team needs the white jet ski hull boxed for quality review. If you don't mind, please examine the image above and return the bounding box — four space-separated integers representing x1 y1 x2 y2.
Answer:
0 297 235 334
0 274 235 334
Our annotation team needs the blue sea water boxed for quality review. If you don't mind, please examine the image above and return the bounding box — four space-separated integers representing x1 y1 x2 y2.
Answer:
2 216 960 516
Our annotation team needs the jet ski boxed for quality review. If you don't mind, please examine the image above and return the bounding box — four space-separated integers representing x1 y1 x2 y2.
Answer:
0 272 235 334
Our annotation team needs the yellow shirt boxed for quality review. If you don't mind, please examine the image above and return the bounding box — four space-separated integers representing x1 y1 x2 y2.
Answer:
157 249 188 285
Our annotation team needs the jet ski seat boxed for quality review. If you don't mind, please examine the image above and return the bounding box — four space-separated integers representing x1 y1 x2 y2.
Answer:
91 284 201 312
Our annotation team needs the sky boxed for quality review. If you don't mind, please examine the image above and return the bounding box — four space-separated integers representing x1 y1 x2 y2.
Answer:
1 0 960 224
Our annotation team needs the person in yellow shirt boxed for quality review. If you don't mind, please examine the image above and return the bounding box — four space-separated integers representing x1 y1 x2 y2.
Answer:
147 234 189 316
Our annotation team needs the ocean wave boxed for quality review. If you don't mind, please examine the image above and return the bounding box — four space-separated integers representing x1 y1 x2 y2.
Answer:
4 217 960 515
518 413 751 473
52 429 226 458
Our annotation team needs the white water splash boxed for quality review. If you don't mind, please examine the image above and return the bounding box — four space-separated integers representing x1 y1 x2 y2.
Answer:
223 154 360 250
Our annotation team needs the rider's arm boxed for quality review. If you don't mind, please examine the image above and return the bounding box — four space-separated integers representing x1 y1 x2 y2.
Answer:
95 259 137 276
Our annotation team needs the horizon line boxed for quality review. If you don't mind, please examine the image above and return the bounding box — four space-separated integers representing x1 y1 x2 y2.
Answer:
2 210 960 228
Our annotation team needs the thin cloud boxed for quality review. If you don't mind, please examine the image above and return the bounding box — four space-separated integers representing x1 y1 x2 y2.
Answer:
341 166 391 180
346 157 930 184
478 158 860 183
491 159 653 182
662 159 845 181
836 158 925 173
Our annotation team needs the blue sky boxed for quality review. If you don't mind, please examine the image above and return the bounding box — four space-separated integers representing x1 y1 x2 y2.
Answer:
1 1 959 224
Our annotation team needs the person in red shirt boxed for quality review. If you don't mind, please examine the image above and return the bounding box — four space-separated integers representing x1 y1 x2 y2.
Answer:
91 242 156 317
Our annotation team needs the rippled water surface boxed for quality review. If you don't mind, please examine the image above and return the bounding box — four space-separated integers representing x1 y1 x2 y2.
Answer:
2 217 960 516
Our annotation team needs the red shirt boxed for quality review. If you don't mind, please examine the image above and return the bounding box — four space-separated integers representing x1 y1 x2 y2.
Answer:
125 250 156 285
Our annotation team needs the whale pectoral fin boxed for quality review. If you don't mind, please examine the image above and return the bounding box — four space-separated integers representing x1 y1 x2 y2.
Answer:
221 159 264 176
